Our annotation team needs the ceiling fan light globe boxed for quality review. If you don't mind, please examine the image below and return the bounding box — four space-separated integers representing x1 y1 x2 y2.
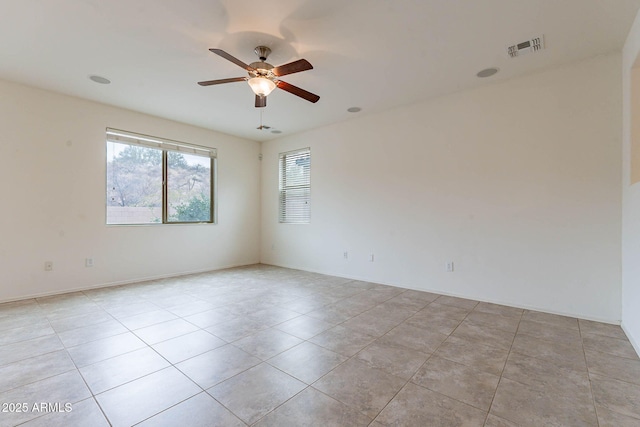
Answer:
248 77 276 97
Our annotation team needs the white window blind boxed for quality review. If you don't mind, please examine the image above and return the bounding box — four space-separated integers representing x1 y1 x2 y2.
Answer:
106 128 217 158
279 148 310 224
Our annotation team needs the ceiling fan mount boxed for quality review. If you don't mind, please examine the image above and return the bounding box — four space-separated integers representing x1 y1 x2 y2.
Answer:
198 46 319 108
254 46 271 61
247 47 275 80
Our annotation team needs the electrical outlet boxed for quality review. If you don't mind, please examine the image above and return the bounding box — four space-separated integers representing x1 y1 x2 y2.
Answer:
343 251 348 259
446 262 454 272
44 261 53 271
369 254 375 262
85 258 94 267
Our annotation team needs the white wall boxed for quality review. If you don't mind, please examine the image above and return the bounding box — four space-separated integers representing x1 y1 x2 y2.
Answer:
0 79 261 302
622 11 640 353
261 54 623 323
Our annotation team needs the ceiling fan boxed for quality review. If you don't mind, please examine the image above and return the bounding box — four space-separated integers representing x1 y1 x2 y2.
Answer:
198 46 320 108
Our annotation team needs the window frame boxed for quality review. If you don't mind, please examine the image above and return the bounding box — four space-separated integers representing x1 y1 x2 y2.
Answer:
278 147 311 224
106 128 217 225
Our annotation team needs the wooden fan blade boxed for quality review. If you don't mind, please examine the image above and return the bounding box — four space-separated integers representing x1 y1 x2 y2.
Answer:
209 48 255 71
255 95 267 108
272 59 313 77
276 80 320 103
198 77 246 86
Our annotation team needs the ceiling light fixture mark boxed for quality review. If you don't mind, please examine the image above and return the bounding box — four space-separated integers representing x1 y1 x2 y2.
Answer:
476 68 499 78
347 107 361 113
89 75 111 84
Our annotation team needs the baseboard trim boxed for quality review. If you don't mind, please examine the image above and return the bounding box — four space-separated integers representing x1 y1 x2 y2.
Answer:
261 261 621 325
0 262 260 304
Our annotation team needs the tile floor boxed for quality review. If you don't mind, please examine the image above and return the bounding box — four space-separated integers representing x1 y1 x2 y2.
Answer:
0 264 639 426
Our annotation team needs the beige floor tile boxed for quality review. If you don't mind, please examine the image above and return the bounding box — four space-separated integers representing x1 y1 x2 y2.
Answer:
79 347 169 394
208 363 306 425
0 334 64 367
403 311 463 335
273 314 334 339
48 310 114 333
285 296 331 314
341 311 404 338
41 303 104 322
491 377 598 427
451 319 515 351
183 308 236 329
57 320 128 347
579 319 628 340
152 330 226 364
590 373 640 419
313 359 406 419
306 305 357 324
596 405 640 427
435 335 509 376
484 414 520 427
95 367 201 427
473 302 523 319
502 351 591 397
254 387 371 426
510 333 587 372
0 315 49 335
398 289 441 303
0 324 56 346
355 340 429 380
309 325 376 357
118 309 179 330
585 349 640 385
232 328 303 360
582 333 639 360
465 311 520 333
0 350 76 393
374 382 487 426
136 392 246 427
268 341 347 384
103 301 161 319
166 300 218 317
435 295 479 310
377 322 448 354
66 332 146 367
1 266 638 427
176 344 260 389
381 294 431 311
521 310 579 330
330 296 378 316
412 356 500 411
418 302 471 321
133 318 199 345
205 317 269 342
517 319 582 345
247 307 302 327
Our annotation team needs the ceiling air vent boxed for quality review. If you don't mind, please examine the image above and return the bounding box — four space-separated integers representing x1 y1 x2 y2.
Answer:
507 35 544 58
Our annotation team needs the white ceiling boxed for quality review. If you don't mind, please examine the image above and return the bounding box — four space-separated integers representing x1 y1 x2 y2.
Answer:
1 0 639 141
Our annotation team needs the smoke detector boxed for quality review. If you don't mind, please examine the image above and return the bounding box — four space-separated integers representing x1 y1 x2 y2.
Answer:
507 35 544 58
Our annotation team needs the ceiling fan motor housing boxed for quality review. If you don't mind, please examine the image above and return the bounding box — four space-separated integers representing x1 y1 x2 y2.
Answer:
248 61 275 79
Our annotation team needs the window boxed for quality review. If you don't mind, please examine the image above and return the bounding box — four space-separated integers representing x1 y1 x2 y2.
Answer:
279 148 310 223
106 128 216 225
